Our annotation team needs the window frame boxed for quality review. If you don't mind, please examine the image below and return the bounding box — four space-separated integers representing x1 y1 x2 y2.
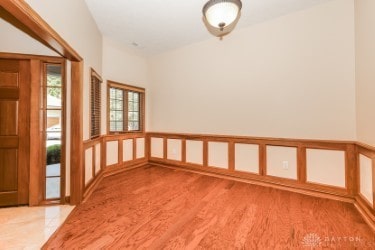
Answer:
42 61 66 204
90 68 102 139
107 80 145 134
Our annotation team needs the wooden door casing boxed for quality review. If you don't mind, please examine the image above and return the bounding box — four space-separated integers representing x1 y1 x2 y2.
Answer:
0 59 30 206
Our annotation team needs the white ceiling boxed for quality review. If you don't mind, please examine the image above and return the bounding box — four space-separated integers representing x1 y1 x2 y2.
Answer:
85 0 333 56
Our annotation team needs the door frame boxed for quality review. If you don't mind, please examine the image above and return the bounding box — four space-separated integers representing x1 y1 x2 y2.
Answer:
0 53 66 206
0 0 84 204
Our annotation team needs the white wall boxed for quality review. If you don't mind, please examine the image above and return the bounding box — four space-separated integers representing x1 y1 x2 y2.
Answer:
102 37 150 132
355 0 375 147
149 0 356 141
25 0 103 141
0 18 57 56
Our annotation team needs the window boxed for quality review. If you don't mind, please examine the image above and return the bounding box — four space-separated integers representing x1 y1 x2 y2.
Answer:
43 63 64 201
108 81 145 133
90 69 102 138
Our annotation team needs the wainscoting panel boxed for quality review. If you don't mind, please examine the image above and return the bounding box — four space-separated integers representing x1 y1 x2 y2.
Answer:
306 149 345 188
167 139 182 161
151 137 164 158
81 132 374 231
359 154 374 205
186 140 203 165
266 146 297 180
208 142 228 169
123 139 133 162
84 147 93 185
106 141 118 166
83 137 103 198
136 138 145 159
235 143 259 174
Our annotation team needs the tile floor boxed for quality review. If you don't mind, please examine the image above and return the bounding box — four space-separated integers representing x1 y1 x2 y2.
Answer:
0 205 74 249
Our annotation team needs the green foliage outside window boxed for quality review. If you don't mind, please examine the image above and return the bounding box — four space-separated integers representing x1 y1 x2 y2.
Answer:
47 74 62 98
46 144 61 165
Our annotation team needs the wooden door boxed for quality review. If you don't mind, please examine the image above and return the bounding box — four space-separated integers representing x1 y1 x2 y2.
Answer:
0 59 30 206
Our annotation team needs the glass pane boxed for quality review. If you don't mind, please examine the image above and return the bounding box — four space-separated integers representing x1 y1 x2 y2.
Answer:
110 121 117 131
128 121 133 131
133 102 139 112
116 122 123 131
115 100 123 110
110 111 116 121
110 121 123 131
128 92 133 102
46 65 62 86
115 89 123 99
129 102 134 112
46 110 62 143
133 93 139 102
128 121 139 131
115 111 123 120
45 64 63 201
110 88 116 98
46 163 60 177
128 112 139 121
134 122 139 130
128 95 139 112
47 87 62 107
46 177 60 199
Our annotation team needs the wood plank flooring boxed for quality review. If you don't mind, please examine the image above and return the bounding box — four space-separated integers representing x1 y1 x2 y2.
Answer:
43 165 374 249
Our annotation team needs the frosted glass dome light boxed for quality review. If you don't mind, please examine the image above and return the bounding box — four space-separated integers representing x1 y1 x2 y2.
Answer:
203 0 242 31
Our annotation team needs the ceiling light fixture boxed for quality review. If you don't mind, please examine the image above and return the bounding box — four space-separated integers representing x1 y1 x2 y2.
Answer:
202 0 242 36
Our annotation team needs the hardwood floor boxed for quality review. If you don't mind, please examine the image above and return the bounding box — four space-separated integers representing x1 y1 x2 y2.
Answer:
43 165 374 249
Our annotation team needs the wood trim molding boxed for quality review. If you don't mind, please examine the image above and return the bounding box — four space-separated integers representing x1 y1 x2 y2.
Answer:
107 80 145 93
118 138 124 164
228 140 235 172
83 169 104 202
90 68 102 82
181 139 186 163
83 136 102 149
163 137 167 160
132 138 137 161
203 140 208 167
147 132 355 145
346 144 357 196
70 61 83 205
0 52 64 62
354 195 375 231
297 146 306 183
28 59 42 206
0 0 82 61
